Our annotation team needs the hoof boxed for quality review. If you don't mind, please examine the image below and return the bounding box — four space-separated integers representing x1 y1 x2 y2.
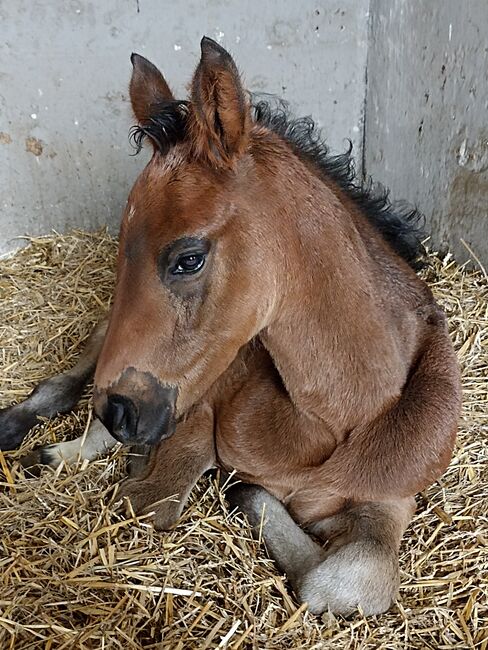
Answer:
296 540 399 617
119 478 183 531
19 445 59 475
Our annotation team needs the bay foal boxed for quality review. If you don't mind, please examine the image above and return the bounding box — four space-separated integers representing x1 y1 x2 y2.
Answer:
0 38 461 616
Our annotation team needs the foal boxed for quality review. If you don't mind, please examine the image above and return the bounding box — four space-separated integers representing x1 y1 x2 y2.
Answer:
0 38 461 616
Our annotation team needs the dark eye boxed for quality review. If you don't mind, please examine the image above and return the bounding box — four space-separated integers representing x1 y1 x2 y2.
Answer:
172 252 206 275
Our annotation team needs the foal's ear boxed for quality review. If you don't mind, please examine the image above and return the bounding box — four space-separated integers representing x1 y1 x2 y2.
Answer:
190 37 250 167
129 53 175 124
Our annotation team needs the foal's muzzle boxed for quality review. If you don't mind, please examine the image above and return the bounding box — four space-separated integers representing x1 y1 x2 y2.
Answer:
94 368 177 446
102 392 176 445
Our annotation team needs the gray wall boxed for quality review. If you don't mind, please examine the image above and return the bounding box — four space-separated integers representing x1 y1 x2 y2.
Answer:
0 0 369 254
365 0 488 264
2 1 488 264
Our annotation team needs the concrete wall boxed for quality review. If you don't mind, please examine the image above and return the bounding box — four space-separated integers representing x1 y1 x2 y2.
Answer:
0 0 369 254
2 1 487 264
365 0 488 264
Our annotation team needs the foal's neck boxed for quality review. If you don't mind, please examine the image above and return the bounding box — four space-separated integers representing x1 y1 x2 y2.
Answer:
258 158 408 434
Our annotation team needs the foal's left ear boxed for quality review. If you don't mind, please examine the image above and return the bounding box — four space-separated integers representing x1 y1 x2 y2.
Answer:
190 37 250 167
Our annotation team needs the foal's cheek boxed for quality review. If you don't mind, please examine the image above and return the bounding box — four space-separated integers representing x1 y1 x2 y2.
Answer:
172 365 208 416
171 341 229 415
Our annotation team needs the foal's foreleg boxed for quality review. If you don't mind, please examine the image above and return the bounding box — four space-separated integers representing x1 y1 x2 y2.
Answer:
119 404 216 530
227 484 414 616
20 417 117 469
317 324 461 501
0 320 107 450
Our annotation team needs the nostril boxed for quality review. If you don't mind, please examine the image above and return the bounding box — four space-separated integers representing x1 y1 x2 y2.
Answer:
110 399 126 431
105 394 138 441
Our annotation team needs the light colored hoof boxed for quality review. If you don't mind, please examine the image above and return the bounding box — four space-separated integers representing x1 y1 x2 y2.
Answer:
296 541 399 617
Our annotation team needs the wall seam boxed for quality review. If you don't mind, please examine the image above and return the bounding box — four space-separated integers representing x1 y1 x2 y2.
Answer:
361 0 373 184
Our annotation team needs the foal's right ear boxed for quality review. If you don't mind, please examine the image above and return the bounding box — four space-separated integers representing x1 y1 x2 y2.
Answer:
129 53 175 124
189 37 250 167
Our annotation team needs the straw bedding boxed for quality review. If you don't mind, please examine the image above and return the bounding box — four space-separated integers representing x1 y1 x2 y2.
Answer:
0 230 486 649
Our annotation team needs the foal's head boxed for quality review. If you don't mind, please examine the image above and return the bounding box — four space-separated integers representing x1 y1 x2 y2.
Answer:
94 38 282 444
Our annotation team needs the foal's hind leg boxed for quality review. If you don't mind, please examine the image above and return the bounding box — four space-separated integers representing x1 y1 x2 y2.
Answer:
0 319 107 450
227 484 414 616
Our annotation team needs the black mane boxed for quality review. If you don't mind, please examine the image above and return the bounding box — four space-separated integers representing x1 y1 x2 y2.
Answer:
252 98 425 268
129 100 189 155
130 96 425 269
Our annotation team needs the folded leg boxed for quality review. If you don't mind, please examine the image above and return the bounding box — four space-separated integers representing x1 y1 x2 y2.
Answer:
119 404 216 530
227 483 414 616
20 417 117 469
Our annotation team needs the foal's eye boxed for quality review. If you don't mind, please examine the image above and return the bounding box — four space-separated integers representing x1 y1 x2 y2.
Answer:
172 253 206 275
